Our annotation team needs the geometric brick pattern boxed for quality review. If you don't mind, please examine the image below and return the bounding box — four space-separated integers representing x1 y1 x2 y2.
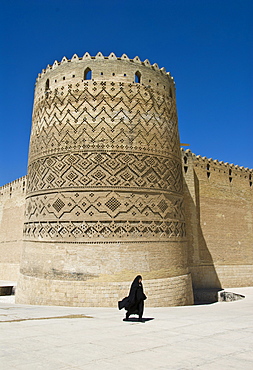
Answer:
29 82 180 161
24 190 185 240
27 152 183 193
23 220 186 241
25 80 184 242
25 191 184 221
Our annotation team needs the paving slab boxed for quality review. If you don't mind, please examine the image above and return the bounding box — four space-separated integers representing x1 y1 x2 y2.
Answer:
0 287 253 369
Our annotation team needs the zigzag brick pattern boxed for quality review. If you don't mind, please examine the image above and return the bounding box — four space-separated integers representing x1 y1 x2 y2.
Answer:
16 54 193 307
24 81 185 241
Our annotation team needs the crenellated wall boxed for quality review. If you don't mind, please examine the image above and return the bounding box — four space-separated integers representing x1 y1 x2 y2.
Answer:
0 177 26 280
182 149 253 293
35 52 175 95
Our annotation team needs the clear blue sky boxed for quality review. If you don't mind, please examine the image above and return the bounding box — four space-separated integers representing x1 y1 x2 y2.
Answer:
0 0 252 186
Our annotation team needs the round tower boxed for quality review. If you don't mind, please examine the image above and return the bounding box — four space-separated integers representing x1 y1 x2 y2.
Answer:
16 52 193 307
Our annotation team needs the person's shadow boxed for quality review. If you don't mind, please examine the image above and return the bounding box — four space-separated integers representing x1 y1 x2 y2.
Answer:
123 317 154 323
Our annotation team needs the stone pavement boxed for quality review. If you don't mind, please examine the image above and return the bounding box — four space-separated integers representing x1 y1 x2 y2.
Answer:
0 286 253 370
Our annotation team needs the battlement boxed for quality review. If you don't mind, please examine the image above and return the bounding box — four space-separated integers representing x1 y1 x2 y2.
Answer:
0 176 26 198
181 148 252 172
37 52 173 81
34 52 176 102
181 148 253 187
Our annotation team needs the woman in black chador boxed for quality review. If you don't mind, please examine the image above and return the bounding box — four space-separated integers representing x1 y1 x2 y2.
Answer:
118 275 147 321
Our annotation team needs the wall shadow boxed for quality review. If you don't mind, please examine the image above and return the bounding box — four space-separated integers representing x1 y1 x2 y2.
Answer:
183 171 222 305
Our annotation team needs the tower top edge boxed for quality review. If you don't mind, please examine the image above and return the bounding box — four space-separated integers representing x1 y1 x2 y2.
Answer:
37 52 173 80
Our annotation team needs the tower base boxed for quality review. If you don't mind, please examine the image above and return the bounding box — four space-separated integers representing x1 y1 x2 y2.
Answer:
16 273 193 307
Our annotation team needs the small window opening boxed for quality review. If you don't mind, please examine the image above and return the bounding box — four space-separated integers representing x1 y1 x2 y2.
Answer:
84 67 92 80
101 72 103 75
124 73 127 77
55 79 57 83
135 71 141 83
169 88 173 98
184 166 188 174
112 73 115 76
207 172 211 178
149 79 151 83
63 76 65 80
45 79 49 91
72 75 75 78
249 174 252 181
157 83 159 86
184 156 188 164
229 169 232 176
250 181 252 187
229 177 233 183
207 164 210 171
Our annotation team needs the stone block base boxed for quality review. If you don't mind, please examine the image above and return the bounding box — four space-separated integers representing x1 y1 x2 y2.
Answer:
16 273 193 307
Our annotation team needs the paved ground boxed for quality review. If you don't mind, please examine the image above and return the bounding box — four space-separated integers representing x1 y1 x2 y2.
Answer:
0 285 253 370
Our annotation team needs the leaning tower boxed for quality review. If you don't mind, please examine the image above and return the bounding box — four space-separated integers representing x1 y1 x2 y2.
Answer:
16 52 193 307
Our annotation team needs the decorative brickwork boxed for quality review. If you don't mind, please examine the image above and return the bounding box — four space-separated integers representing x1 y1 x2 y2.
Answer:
15 53 193 307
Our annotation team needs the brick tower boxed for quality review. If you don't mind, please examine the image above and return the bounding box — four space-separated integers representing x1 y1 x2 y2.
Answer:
16 52 193 306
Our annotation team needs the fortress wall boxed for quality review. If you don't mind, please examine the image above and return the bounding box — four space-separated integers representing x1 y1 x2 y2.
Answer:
183 149 253 289
0 177 26 280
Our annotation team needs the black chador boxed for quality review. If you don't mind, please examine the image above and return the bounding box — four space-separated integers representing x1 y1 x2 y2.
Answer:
118 275 147 321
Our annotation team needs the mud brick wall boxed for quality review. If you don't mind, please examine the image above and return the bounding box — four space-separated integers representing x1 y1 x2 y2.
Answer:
183 149 253 290
0 177 26 280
